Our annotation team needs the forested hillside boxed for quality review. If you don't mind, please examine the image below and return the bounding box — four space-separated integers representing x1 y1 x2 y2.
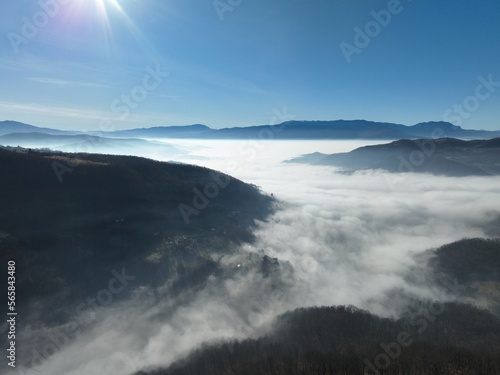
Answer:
0 148 274 325
137 303 500 375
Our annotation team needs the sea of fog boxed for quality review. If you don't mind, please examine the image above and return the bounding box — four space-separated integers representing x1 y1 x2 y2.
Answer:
12 140 500 375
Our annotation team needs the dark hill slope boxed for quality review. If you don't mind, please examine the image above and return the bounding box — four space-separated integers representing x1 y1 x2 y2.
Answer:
0 149 274 323
430 238 500 284
289 137 500 176
137 303 500 375
425 238 500 315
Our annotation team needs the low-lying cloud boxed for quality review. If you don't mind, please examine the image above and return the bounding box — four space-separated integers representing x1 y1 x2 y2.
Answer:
10 140 500 375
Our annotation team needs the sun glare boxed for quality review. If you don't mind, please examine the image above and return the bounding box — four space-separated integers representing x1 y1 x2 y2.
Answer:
94 0 121 14
68 0 152 56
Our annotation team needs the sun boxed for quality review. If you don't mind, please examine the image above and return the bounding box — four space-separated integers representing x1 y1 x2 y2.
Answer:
88 0 143 37
69 0 120 27
66 0 154 57
71 0 135 46
90 0 121 23
94 0 122 14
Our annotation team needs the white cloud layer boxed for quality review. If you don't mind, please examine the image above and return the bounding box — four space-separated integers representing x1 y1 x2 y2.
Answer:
10 140 500 375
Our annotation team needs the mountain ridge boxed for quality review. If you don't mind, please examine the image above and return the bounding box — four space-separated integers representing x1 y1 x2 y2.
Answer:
0 148 275 325
288 137 500 176
2 120 500 140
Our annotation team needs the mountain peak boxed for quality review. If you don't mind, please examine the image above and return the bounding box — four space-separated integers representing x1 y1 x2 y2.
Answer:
411 121 463 131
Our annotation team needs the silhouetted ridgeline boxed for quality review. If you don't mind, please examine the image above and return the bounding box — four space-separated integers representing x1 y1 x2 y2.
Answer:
290 137 500 176
3 119 500 140
0 148 274 324
0 132 180 158
136 303 500 375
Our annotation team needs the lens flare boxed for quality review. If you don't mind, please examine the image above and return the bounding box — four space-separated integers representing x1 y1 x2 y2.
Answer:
63 0 155 58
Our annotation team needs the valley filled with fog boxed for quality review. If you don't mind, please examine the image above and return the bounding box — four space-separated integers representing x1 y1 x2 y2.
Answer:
3 1 500 373
7 139 499 375
159 138 500 315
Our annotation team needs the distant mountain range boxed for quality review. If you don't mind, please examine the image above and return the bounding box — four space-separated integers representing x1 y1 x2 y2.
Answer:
289 137 500 176
0 131 181 160
2 120 500 140
98 124 212 138
0 120 80 136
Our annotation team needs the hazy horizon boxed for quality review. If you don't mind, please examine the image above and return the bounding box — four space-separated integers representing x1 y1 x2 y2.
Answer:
1 1 500 131
3 118 500 134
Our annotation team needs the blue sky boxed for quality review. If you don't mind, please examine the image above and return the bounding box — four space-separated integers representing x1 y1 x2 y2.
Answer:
0 0 499 131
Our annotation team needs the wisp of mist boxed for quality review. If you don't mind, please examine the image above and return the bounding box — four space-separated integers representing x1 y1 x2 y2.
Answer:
13 140 500 375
